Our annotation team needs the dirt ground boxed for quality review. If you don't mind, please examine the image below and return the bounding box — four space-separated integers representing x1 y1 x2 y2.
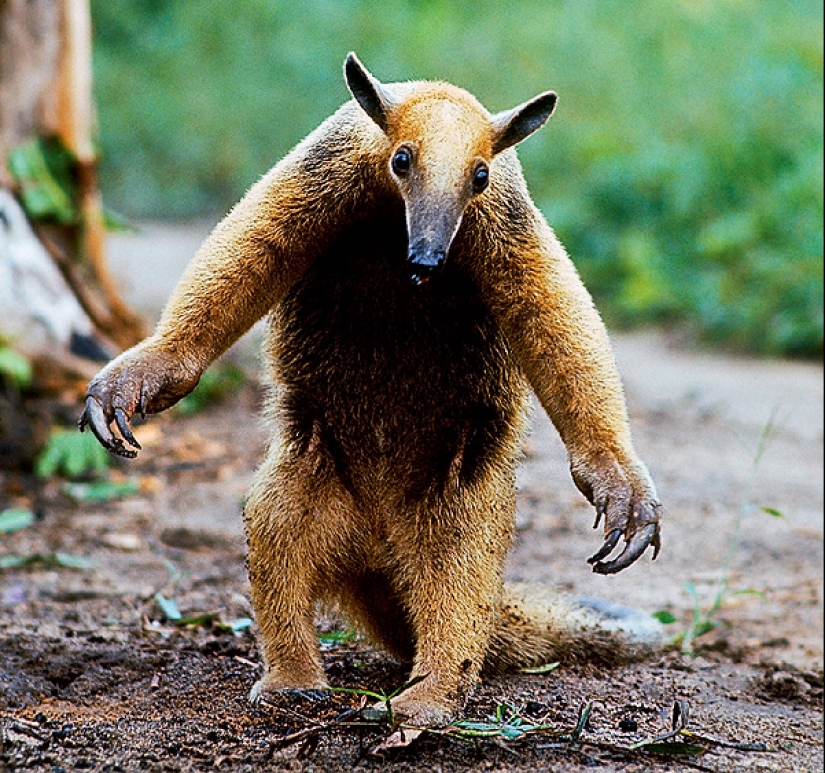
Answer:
1 222 822 772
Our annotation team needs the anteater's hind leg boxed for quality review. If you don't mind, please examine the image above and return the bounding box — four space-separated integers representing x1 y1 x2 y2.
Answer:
244 441 360 703
383 470 516 726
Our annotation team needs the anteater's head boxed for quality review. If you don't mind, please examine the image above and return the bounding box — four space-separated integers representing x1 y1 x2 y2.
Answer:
344 52 557 285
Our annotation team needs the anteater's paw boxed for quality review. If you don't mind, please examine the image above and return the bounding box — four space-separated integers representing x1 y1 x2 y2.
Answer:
79 341 202 458
570 452 662 574
364 675 461 728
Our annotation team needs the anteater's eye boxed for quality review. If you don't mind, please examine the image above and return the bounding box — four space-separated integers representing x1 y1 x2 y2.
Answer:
392 147 412 175
472 163 489 194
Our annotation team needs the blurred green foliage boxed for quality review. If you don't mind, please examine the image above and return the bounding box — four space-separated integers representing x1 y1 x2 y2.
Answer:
35 429 111 479
7 138 77 225
174 361 246 416
0 339 33 391
91 0 823 356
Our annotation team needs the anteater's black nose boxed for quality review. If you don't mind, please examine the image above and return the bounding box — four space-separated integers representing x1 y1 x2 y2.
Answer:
408 245 446 285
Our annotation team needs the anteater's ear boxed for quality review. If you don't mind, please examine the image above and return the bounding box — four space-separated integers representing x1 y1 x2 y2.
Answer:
344 52 396 133
491 91 558 155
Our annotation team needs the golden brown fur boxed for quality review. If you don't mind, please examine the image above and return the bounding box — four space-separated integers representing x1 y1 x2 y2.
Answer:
81 54 662 727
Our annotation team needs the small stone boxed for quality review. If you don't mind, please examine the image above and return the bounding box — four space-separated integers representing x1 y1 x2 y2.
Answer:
101 532 143 551
619 717 638 732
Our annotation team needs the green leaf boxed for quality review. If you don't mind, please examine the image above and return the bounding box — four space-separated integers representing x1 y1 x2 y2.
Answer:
449 719 534 740
760 507 785 519
520 661 560 674
638 741 708 756
450 721 507 738
0 346 33 391
331 686 384 702
452 721 497 732
63 480 140 503
55 552 94 570
154 593 182 621
500 724 528 740
692 620 720 638
163 560 185 584
318 628 356 646
728 588 765 599
0 555 28 569
102 206 136 232
0 552 93 571
35 430 111 480
7 138 78 225
0 508 35 534
652 610 678 625
175 612 219 628
684 581 699 600
387 674 428 699
571 702 594 741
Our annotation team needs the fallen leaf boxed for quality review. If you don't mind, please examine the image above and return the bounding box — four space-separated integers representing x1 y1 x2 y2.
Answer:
0 508 35 534
520 661 560 675
0 553 93 571
372 727 424 752
101 533 143 551
155 593 182 621
638 741 708 757
63 480 140 503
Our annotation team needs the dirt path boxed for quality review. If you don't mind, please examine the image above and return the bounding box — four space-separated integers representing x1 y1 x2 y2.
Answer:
1 223 822 772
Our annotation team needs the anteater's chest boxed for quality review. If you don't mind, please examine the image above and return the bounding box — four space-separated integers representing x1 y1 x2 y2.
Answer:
269 214 527 490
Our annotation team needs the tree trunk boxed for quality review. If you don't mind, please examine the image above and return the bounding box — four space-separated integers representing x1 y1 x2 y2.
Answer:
1 0 148 468
0 0 61 188
0 0 146 355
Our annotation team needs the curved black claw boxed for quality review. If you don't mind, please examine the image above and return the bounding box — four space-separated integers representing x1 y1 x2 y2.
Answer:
79 396 138 459
592 502 607 530
587 528 621 565
115 407 141 451
650 526 662 561
590 523 660 575
250 685 330 709
286 689 330 703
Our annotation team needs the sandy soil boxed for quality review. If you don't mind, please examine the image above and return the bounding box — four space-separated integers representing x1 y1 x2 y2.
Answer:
1 222 822 772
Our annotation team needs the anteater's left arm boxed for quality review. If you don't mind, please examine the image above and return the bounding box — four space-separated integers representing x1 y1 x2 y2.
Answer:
79 104 388 457
463 155 661 574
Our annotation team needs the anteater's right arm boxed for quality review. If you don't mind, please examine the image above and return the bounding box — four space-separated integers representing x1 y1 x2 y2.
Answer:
80 107 385 457
462 153 661 574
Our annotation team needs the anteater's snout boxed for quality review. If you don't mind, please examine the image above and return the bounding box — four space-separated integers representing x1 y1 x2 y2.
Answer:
408 243 446 286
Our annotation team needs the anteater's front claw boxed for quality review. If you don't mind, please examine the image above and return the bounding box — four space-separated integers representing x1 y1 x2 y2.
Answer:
115 407 141 451
79 395 138 459
587 528 621 565
590 522 660 575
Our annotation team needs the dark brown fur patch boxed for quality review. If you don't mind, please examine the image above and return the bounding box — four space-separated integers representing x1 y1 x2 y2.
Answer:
271 204 528 505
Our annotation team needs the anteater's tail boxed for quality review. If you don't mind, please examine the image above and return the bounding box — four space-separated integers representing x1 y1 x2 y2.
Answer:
484 582 663 672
